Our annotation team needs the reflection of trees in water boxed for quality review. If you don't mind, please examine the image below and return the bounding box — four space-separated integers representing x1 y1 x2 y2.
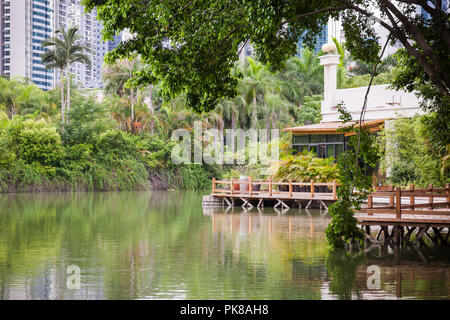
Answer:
0 191 205 299
325 250 365 300
324 246 450 300
353 246 450 299
1 193 448 299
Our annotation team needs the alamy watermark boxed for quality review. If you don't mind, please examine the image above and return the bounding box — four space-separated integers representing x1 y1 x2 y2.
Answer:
67 265 81 290
171 121 280 165
366 265 381 290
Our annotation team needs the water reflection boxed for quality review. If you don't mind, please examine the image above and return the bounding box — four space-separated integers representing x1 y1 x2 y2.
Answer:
0 192 448 299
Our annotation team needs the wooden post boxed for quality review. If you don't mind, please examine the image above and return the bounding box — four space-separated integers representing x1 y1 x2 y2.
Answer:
428 183 433 209
389 185 394 208
368 194 373 216
289 180 293 197
332 180 337 200
212 178 216 194
249 176 253 196
269 177 272 196
310 180 314 198
396 187 401 219
372 173 376 190
446 183 450 209
368 194 373 208
230 179 234 195
409 185 415 209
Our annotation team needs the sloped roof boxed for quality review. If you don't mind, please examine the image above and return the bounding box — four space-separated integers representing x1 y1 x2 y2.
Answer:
283 119 387 136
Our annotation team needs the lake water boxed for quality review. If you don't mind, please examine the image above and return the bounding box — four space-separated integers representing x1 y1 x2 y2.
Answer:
0 191 449 300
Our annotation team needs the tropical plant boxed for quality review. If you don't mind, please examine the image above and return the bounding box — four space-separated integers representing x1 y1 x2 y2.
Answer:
278 48 323 105
270 150 338 183
0 77 53 118
240 57 275 128
42 26 91 123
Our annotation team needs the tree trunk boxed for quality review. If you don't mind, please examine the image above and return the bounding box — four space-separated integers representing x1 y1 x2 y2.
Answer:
231 111 236 154
66 65 70 123
60 68 65 124
271 106 276 130
265 107 270 144
149 85 154 134
252 93 257 128
131 88 134 134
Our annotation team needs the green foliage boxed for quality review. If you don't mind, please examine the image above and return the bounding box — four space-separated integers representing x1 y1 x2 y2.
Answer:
325 107 380 248
7 118 64 166
392 47 450 147
61 95 114 145
349 54 398 77
270 150 338 183
377 116 449 187
0 77 55 117
294 95 322 124
341 69 394 88
96 130 138 160
81 0 350 113
174 164 212 190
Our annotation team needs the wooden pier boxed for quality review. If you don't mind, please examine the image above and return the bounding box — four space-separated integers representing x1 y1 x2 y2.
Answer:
356 184 450 246
206 178 338 210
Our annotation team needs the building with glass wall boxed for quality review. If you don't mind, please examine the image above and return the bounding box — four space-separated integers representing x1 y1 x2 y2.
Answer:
0 0 55 90
0 0 112 90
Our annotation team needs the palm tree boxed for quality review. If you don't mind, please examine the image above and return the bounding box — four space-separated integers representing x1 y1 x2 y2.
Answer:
332 37 346 88
240 57 274 129
41 26 90 123
279 48 323 105
102 56 142 132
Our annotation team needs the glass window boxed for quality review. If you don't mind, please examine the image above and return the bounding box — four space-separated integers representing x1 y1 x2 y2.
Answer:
336 144 344 156
309 145 317 156
310 134 325 143
327 144 335 158
293 135 309 144
326 134 344 143
318 145 327 158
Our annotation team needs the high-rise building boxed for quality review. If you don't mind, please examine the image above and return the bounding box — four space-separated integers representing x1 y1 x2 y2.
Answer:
54 0 108 89
0 0 55 90
0 0 112 90
108 34 122 52
297 26 328 55
297 17 342 56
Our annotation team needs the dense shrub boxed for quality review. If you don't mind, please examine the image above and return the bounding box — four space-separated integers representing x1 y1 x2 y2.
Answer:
377 116 448 187
60 96 114 145
95 129 138 160
7 118 64 166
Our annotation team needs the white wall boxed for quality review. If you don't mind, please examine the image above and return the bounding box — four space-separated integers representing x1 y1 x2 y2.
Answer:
9 0 27 78
321 84 424 122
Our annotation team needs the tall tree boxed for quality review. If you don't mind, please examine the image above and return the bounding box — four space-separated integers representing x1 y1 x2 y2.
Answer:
279 48 323 104
240 57 275 128
42 26 90 123
84 0 449 133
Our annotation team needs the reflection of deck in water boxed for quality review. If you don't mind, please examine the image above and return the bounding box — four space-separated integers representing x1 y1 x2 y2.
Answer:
204 207 330 239
203 208 450 300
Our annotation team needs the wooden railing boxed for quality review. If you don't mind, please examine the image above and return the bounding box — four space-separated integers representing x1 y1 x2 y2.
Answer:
360 183 450 219
212 178 338 199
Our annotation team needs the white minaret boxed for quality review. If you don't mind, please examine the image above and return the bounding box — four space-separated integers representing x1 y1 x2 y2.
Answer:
318 42 340 119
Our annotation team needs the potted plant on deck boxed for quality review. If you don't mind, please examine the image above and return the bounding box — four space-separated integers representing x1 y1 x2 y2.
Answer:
269 150 339 193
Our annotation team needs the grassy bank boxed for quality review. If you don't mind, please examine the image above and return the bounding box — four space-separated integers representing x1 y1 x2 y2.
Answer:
0 86 217 193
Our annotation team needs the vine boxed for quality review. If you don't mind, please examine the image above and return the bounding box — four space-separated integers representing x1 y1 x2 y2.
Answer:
325 105 380 248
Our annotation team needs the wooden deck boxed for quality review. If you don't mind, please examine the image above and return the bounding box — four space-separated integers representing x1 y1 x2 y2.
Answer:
205 179 450 246
207 178 338 209
356 184 450 246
